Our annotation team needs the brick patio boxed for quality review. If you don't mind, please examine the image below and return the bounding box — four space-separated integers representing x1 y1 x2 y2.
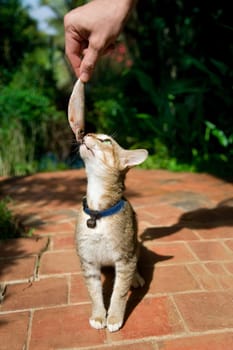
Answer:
0 169 233 350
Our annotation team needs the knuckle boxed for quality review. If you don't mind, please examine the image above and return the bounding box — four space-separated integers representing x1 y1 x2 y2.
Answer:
89 36 102 52
83 61 94 72
64 13 72 28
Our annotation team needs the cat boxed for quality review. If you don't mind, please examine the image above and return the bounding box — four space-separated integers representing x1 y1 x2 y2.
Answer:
68 80 148 332
75 133 148 332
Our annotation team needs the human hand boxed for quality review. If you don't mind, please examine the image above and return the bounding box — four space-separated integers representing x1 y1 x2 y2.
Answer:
64 0 135 82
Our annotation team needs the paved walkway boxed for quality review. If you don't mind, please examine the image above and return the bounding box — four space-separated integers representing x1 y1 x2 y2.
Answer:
0 169 233 350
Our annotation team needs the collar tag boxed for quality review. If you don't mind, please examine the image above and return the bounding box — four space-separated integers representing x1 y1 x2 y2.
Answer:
87 217 97 228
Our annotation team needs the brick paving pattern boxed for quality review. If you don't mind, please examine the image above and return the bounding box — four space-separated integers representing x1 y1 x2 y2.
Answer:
0 169 233 349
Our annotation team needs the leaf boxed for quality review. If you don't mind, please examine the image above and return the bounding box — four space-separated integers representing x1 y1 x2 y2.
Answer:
183 56 221 85
212 129 228 147
205 121 229 147
210 59 228 75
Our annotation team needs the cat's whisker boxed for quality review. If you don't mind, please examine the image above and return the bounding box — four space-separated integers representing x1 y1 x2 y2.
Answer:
70 139 81 149
70 139 78 145
110 130 119 140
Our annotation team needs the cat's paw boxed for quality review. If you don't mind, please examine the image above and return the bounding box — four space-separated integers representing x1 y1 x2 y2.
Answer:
89 317 106 329
131 271 145 288
107 316 123 332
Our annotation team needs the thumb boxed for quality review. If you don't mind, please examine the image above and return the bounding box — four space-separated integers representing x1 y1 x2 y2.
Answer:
79 45 99 82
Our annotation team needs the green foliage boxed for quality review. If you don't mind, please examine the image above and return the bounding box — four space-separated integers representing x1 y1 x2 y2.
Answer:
0 197 18 240
139 139 195 172
0 0 71 176
0 87 64 176
0 197 34 239
0 0 43 84
204 121 233 148
0 0 232 178
85 0 233 179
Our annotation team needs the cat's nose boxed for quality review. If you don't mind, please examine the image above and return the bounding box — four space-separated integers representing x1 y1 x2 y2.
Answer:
85 133 95 141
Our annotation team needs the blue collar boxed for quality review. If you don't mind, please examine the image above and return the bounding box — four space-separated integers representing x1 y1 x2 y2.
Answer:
82 197 125 228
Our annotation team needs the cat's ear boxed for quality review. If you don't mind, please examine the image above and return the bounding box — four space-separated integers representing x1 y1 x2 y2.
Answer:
120 149 148 169
68 79 85 135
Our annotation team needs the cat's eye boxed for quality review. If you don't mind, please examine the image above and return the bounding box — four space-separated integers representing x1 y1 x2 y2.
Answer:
99 138 112 145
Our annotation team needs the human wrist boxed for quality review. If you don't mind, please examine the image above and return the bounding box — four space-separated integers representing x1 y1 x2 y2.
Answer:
115 0 136 16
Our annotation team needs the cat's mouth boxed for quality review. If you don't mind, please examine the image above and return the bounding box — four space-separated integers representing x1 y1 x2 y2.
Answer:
81 140 95 156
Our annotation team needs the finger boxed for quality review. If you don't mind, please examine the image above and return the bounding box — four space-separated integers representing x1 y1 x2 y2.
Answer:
66 51 82 77
79 45 99 82
65 27 84 77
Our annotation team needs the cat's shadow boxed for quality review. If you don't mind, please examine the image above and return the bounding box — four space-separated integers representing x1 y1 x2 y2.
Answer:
125 244 173 323
101 244 173 324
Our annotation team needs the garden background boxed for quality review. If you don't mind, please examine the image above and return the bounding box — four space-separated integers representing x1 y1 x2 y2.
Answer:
0 0 232 179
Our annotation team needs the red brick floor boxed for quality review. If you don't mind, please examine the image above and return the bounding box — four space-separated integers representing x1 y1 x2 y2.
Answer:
0 169 233 350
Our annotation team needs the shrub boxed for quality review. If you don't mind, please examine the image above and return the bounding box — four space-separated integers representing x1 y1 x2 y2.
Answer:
0 87 65 176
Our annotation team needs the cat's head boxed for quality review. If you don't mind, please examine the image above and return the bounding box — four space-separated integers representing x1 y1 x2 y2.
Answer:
79 133 148 173
68 80 148 173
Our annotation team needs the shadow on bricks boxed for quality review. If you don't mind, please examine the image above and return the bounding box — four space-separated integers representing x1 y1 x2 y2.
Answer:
0 212 46 284
124 244 173 324
140 198 233 241
0 173 87 206
0 239 27 283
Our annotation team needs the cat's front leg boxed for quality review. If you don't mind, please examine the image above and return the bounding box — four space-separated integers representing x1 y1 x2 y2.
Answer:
107 260 136 332
82 264 106 329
